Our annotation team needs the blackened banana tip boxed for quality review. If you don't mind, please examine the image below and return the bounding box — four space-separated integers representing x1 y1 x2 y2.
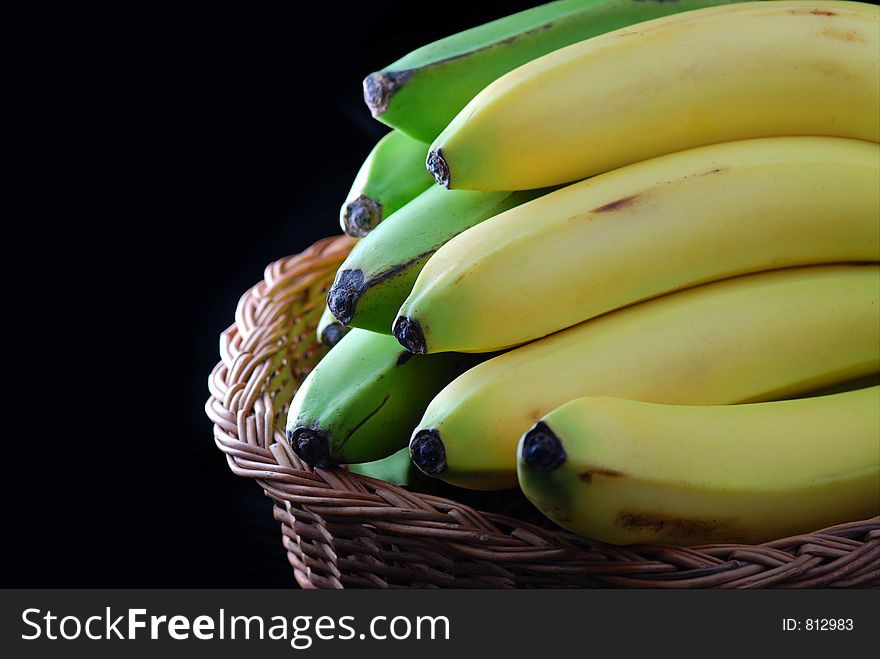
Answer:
426 149 450 188
521 422 567 473
327 269 365 326
393 316 427 354
287 426 332 468
342 195 382 237
320 323 347 348
362 74 388 117
363 71 410 117
410 429 447 475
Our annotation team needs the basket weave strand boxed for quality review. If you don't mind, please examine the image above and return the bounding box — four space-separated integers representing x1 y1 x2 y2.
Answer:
205 235 879 588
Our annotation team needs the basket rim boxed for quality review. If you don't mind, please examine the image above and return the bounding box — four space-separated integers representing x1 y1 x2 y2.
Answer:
206 235 880 588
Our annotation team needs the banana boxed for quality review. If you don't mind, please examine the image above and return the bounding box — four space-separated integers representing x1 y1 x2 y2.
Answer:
517 388 880 545
316 304 349 347
364 0 751 143
427 1 880 190
340 130 434 237
348 447 426 487
328 185 544 333
409 265 880 490
395 137 880 354
286 328 485 466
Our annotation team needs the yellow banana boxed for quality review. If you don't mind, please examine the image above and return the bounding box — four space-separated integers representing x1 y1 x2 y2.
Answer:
395 137 880 354
427 1 880 190
409 265 880 490
517 388 880 546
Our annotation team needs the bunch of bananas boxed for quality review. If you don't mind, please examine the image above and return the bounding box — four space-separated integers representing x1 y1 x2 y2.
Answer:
288 0 880 546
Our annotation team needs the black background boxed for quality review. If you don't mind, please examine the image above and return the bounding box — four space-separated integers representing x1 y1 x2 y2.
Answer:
5 2 537 586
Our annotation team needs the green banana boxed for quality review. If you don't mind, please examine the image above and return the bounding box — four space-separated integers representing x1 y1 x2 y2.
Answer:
316 304 349 347
363 0 754 142
327 185 545 333
286 328 486 466
518 388 880 545
409 265 880 490
348 447 425 487
340 130 434 237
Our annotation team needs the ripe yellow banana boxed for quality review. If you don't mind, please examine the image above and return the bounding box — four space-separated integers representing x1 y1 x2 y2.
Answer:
409 265 880 490
395 137 880 354
517 387 880 546
427 1 880 190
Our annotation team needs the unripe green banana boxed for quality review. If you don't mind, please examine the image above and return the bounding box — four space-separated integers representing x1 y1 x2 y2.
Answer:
316 304 348 347
364 0 752 142
348 447 425 487
286 328 486 466
328 185 544 333
409 265 880 490
340 130 434 237
518 388 880 545
395 137 880 354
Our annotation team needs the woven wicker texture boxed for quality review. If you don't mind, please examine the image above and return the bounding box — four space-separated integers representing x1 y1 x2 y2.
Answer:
206 235 880 588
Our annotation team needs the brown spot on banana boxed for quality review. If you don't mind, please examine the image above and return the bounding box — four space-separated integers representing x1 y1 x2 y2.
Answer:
821 27 866 43
579 467 625 483
588 168 725 217
617 512 738 541
591 194 640 213
788 8 837 16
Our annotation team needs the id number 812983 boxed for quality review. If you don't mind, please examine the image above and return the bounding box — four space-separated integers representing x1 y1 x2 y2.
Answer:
782 619 854 631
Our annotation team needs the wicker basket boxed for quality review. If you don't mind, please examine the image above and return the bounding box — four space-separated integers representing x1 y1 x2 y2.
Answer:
206 235 879 588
